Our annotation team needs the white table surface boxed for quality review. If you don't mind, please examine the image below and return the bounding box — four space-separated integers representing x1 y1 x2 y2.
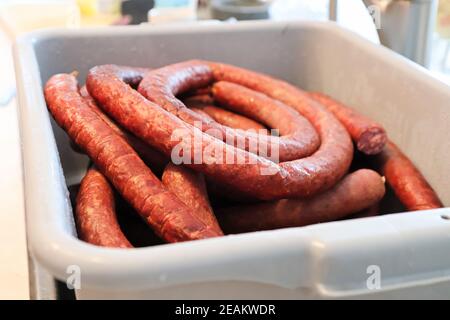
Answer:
0 28 29 300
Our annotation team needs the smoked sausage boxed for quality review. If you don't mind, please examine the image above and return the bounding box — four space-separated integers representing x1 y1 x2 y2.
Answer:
76 167 132 248
45 73 222 242
87 60 353 200
309 92 387 155
217 169 385 233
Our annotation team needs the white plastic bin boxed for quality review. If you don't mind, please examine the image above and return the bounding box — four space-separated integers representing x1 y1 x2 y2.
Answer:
13 20 450 299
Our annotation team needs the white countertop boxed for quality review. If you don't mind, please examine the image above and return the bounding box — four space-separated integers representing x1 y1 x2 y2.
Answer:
0 29 29 300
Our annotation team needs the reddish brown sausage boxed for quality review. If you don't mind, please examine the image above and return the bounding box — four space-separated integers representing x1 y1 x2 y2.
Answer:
187 86 213 96
45 73 221 242
212 81 322 141
137 61 320 162
309 92 387 155
162 163 223 235
347 204 380 220
87 61 353 200
76 167 132 248
375 141 443 211
189 107 216 121
114 194 165 247
216 169 385 234
184 95 267 132
200 105 268 132
80 73 168 174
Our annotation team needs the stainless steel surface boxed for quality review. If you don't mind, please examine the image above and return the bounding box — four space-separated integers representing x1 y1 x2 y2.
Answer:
211 0 272 20
329 0 337 21
330 0 438 66
362 0 438 66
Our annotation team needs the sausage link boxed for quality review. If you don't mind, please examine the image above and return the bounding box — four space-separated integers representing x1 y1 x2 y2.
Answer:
137 61 320 162
45 73 221 242
80 72 168 174
217 169 385 233
183 93 215 106
76 167 133 248
212 81 308 138
309 92 387 155
190 107 216 121
114 194 165 247
162 163 223 235
202 105 268 132
347 204 380 220
184 95 267 132
208 61 386 155
87 61 353 200
375 141 443 211
187 86 213 96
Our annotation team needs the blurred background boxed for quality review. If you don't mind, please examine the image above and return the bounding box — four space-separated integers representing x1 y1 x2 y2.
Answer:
1 1 450 72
